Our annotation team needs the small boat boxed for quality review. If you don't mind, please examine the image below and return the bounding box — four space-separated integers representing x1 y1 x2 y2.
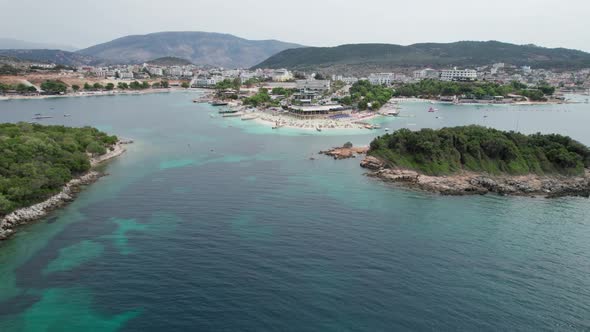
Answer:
241 114 258 121
222 112 243 118
387 110 400 116
384 128 390 131
316 126 322 132
272 122 284 129
32 116 53 120
210 101 229 106
428 107 435 113
34 113 42 116
64 114 71 117
218 110 238 114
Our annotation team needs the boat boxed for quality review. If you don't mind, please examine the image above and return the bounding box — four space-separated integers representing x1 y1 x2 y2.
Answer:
387 109 400 116
428 107 436 113
222 112 243 118
316 126 322 132
241 114 258 121
218 110 238 114
34 113 42 116
272 122 284 129
63 114 71 117
32 116 53 120
210 101 229 106
384 128 390 131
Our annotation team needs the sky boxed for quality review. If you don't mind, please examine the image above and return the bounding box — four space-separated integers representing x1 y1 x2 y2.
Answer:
1 0 589 51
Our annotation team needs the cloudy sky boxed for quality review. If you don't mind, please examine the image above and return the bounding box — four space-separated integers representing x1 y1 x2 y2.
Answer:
1 0 588 51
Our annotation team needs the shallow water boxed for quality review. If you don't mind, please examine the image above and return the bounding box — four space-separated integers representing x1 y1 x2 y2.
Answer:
0 91 589 331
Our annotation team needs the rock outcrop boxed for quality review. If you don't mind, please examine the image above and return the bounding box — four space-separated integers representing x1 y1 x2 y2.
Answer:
320 146 369 160
360 156 590 198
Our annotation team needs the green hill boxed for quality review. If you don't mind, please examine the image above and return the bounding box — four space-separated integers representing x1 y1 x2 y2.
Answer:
368 126 590 176
147 56 193 66
253 41 590 74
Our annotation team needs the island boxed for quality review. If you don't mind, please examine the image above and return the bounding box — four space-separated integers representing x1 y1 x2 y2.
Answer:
0 123 128 240
360 126 590 197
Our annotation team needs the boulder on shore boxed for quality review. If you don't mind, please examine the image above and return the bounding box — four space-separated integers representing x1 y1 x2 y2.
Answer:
360 156 385 170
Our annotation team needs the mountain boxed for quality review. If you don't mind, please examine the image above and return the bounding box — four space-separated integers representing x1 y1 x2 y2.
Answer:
253 41 590 74
0 49 100 66
147 56 192 66
77 31 302 68
0 38 77 51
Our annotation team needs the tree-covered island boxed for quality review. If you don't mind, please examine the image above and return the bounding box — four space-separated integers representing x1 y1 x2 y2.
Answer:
362 126 590 197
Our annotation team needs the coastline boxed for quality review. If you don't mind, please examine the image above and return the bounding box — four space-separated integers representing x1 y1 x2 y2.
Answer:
0 88 191 101
360 156 590 198
0 142 129 241
214 101 383 131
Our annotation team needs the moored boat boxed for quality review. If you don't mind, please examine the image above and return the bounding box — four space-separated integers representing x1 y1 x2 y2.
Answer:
222 112 243 118
241 114 258 121
210 101 229 106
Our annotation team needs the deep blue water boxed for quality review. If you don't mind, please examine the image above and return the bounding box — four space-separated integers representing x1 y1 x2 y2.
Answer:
0 91 589 331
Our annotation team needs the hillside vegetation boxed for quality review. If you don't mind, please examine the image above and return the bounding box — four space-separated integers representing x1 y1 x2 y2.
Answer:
147 56 193 66
254 41 590 74
0 123 118 215
369 126 590 176
77 31 302 67
393 79 555 101
0 49 100 66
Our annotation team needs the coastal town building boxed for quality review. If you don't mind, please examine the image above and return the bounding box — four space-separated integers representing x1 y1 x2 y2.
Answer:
413 69 440 80
440 68 478 81
296 79 331 92
272 69 293 82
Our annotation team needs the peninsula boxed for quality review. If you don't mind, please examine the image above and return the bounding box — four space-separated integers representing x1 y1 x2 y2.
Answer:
0 123 128 240
360 126 590 197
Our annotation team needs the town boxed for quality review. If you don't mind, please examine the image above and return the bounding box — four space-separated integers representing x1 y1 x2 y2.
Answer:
1 57 589 130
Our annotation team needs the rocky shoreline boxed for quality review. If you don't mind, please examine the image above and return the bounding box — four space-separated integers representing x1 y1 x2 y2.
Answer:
319 145 369 159
360 156 590 198
0 142 129 241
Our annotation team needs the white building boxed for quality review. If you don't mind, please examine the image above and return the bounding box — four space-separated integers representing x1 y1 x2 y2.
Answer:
413 68 440 80
118 71 134 80
296 79 331 92
368 73 406 85
440 68 478 81
272 69 293 82
148 67 164 76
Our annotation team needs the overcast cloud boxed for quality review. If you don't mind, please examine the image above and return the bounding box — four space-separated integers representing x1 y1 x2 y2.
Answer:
1 0 588 51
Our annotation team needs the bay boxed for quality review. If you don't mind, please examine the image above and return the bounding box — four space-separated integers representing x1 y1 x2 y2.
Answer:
0 91 589 331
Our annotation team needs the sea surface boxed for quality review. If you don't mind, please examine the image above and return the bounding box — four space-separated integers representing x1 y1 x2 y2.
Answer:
0 91 589 331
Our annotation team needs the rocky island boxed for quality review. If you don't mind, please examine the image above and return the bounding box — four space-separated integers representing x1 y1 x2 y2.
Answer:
361 126 590 198
0 123 128 240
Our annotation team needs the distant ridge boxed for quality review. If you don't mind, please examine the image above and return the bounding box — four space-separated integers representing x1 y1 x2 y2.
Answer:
0 49 100 66
77 31 302 68
253 41 590 74
0 38 77 51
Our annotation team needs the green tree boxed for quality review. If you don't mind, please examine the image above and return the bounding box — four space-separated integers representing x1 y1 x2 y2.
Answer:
72 84 80 92
105 83 115 91
181 82 190 89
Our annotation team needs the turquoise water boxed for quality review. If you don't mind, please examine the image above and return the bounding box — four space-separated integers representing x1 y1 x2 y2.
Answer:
1 91 589 331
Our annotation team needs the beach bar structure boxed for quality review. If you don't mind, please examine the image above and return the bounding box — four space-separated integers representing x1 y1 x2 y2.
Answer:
288 104 351 118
